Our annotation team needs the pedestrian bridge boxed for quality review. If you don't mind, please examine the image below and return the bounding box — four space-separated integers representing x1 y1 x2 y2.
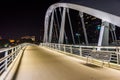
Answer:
1 0 120 80
0 43 120 80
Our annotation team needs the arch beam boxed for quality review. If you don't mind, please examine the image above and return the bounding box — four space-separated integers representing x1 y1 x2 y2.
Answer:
79 12 89 45
49 10 55 43
58 8 66 44
98 21 109 46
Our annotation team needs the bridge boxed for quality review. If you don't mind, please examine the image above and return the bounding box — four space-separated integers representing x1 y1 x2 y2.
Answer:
1 0 120 80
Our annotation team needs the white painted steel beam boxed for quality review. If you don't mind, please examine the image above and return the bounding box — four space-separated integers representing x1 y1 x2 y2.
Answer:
44 2 120 44
98 21 109 47
58 8 66 44
49 11 55 43
67 8 75 44
59 7 68 44
79 12 89 45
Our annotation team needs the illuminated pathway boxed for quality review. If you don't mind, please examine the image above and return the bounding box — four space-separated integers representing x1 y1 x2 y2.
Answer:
14 45 120 80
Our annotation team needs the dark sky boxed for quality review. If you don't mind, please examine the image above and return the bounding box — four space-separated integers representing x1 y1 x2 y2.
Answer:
0 0 60 40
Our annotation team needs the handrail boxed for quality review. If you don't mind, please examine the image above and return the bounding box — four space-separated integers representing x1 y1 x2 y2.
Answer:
41 43 120 69
0 43 29 79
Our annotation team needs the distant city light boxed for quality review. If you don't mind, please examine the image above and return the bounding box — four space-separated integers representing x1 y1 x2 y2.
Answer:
75 33 80 36
9 40 15 43
96 25 101 30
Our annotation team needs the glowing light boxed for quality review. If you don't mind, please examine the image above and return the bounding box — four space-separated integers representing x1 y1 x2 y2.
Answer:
10 40 15 43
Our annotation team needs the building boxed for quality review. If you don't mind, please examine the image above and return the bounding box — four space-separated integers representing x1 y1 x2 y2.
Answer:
21 36 35 41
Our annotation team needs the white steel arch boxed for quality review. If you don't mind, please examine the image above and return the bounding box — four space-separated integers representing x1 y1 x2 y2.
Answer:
43 3 120 45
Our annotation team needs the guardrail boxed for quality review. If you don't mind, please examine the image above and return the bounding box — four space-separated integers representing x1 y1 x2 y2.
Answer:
41 43 120 67
0 43 29 79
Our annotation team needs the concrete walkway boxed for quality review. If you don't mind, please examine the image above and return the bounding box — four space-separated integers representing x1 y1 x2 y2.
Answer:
14 45 120 80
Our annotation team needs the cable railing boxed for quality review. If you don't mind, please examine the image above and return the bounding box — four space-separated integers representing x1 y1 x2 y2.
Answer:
41 43 120 67
0 43 29 79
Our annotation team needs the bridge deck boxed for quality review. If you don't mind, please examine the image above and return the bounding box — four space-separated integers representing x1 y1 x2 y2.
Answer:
14 45 120 80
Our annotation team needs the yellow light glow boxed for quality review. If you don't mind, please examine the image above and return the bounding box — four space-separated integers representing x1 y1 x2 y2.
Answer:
10 40 15 43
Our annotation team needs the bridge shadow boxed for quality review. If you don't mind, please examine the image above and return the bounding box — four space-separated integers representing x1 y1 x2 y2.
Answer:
62 52 103 69
81 63 103 69
61 51 103 69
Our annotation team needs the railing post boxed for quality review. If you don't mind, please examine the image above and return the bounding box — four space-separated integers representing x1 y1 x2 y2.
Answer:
55 44 57 49
50 43 52 48
43 43 44 46
5 50 8 71
59 44 61 51
45 43 46 47
51 43 53 49
117 48 120 64
117 54 119 64
70 46 73 54
15 47 17 57
12 48 14 61
49 43 51 48
53 43 55 49
79 46 82 56
64 45 66 52
47 43 49 47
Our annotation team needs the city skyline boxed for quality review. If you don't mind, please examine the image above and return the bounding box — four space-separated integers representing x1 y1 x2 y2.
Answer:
0 0 60 41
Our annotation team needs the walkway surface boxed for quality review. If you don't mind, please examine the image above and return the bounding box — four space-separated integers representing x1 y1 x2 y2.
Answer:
14 45 120 80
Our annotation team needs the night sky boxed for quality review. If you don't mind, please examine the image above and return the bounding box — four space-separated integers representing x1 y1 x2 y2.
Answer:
0 0 60 40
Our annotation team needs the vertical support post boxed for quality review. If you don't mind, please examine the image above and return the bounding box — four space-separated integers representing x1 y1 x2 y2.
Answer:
43 16 49 43
5 51 8 71
70 46 73 53
58 8 66 44
55 44 56 49
79 12 89 45
53 43 55 49
113 31 117 42
58 44 61 51
50 43 52 48
98 25 105 47
98 21 109 48
110 30 115 42
118 48 120 64
59 7 62 15
103 23 109 46
59 7 68 44
64 45 66 52
117 53 119 64
79 47 82 56
55 9 60 28
112 24 117 42
15 47 17 56
67 8 75 44
116 48 119 64
12 48 14 61
49 10 55 43
55 9 60 41
54 21 59 42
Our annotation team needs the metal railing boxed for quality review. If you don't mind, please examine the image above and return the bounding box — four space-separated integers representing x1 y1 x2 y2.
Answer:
41 43 120 66
0 43 28 78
